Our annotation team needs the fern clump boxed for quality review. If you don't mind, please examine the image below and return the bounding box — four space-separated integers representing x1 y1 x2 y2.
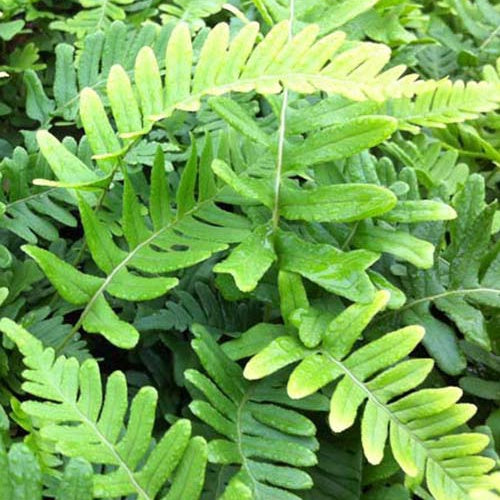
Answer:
0 1 499 499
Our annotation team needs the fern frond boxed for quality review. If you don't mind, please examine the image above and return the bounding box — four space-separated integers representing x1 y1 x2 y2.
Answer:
251 0 379 34
187 324 325 499
0 319 208 500
136 280 260 336
281 80 500 136
50 0 134 38
242 291 498 500
70 19 426 149
381 135 469 196
0 146 77 243
400 173 500 357
25 21 172 125
159 0 227 25
1 421 93 500
303 432 363 500
388 79 500 131
29 137 250 348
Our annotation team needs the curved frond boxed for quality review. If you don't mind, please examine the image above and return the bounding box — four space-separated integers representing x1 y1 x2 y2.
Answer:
243 291 498 500
187 325 325 499
0 319 208 500
28 139 250 348
70 20 425 152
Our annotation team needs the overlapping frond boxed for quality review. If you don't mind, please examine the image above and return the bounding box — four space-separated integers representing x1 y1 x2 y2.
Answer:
242 291 498 500
29 138 250 348
50 0 134 37
0 319 207 500
0 146 77 243
0 428 93 500
71 19 425 152
24 20 172 125
187 325 325 499
388 79 500 131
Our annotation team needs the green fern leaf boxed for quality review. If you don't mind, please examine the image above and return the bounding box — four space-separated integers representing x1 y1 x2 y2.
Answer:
31 133 250 348
187 324 324 499
50 0 135 38
0 319 207 500
243 291 497 500
0 146 77 244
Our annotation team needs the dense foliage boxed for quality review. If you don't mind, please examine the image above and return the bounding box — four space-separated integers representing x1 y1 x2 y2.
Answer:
0 0 499 499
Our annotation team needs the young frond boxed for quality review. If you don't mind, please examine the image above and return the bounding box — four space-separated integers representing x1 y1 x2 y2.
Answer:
187 325 325 499
242 290 498 500
70 19 425 149
0 319 208 500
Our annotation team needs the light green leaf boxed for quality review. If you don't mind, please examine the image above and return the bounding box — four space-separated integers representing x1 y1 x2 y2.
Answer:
277 231 378 303
135 46 163 119
284 117 398 171
353 225 435 269
36 130 101 186
79 88 121 174
209 97 271 146
280 183 397 222
56 458 93 500
381 200 457 223
22 245 103 305
214 225 276 292
244 336 307 380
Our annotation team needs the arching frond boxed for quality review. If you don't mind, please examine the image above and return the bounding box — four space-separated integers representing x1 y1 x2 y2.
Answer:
71 19 425 152
0 319 208 500
27 139 250 348
187 325 326 499
242 291 498 500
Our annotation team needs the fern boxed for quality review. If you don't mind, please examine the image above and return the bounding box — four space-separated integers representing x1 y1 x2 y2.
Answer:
187 324 325 499
25 139 250 348
2 2 500 498
393 173 500 369
24 20 173 125
71 18 426 138
280 80 500 134
242 290 498 500
50 0 135 38
0 318 208 500
387 79 500 131
159 0 227 25
0 145 77 243
0 411 94 500
250 0 379 34
381 134 470 197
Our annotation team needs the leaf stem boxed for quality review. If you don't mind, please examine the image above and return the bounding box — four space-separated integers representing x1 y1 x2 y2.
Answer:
271 0 294 232
377 287 499 323
399 287 500 311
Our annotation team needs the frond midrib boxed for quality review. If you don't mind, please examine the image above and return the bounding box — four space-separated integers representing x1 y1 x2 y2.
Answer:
323 351 470 497
40 366 151 500
68 190 226 338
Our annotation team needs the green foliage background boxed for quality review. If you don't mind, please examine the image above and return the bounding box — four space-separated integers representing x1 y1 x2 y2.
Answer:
0 0 499 499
